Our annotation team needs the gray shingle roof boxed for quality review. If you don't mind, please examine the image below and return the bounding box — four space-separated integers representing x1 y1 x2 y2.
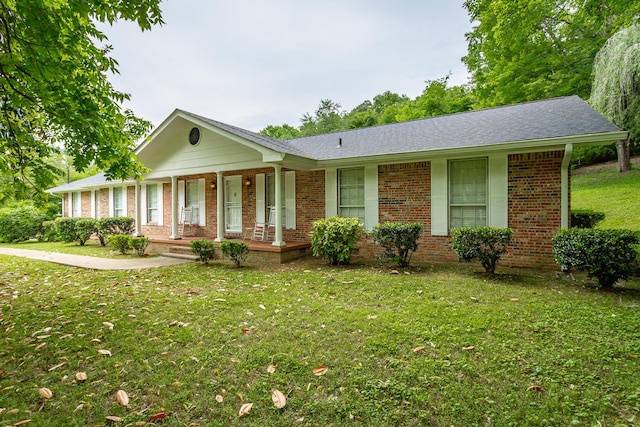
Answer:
286 96 622 160
47 173 109 193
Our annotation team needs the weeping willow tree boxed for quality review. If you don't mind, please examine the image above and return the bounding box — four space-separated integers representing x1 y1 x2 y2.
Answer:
590 24 640 172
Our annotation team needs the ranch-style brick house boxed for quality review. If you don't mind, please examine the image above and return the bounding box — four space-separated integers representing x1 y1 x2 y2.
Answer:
48 96 626 268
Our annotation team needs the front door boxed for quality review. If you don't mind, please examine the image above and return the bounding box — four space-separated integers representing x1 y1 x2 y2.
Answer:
224 176 242 233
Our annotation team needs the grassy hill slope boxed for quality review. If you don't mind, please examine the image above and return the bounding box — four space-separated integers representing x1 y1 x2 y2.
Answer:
571 158 640 230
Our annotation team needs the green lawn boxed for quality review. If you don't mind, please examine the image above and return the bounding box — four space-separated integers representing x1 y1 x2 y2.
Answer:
1 255 639 426
572 161 640 230
0 240 157 259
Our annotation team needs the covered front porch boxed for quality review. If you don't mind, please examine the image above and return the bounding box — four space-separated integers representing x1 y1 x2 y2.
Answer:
146 235 312 264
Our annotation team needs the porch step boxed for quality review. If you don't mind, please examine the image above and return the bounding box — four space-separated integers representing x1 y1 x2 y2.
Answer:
161 252 198 261
162 245 198 261
168 245 194 256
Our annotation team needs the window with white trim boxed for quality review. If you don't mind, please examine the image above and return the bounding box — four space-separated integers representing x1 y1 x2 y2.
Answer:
449 158 487 228
114 187 125 217
72 192 81 217
186 180 200 225
338 168 365 222
147 184 158 223
266 173 286 224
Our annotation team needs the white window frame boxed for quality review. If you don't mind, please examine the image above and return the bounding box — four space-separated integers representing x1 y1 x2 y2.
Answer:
147 184 159 224
72 192 81 218
338 167 365 222
431 155 508 236
114 187 125 217
448 158 488 228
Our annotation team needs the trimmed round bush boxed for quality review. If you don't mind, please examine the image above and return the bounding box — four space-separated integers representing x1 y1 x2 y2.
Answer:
451 227 513 274
570 210 605 229
190 239 216 264
553 228 639 287
130 237 151 256
310 216 364 265
371 221 423 267
220 241 249 267
108 234 131 255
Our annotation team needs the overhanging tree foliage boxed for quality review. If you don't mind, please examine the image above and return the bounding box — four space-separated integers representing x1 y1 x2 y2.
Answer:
463 0 640 108
590 24 640 172
0 0 163 202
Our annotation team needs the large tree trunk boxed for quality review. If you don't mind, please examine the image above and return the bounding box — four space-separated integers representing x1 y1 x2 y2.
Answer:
616 139 631 173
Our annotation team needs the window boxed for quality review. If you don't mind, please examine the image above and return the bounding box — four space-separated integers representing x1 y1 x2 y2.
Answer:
72 192 81 217
338 168 365 222
186 180 200 225
114 187 124 217
266 173 286 225
449 158 487 228
147 184 158 223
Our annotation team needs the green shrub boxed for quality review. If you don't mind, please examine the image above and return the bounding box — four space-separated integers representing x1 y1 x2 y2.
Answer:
108 234 131 255
220 241 250 267
75 218 97 246
0 203 48 243
97 217 134 246
451 227 514 274
570 210 605 229
55 217 80 243
130 237 151 256
310 217 364 265
371 222 423 267
190 239 216 264
37 220 59 242
553 228 640 287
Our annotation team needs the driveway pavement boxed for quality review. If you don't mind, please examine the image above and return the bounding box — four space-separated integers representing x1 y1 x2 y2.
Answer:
0 248 191 270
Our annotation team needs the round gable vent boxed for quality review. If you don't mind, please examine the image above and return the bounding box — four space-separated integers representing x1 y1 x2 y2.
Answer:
188 127 201 145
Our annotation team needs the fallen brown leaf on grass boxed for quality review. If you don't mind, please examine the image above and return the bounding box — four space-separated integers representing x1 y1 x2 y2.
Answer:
102 322 114 330
313 365 328 376
267 364 277 374
150 412 172 421
526 385 543 392
98 349 112 356
413 346 425 353
116 390 130 407
462 346 475 351
272 389 286 409
105 415 123 422
238 402 253 418
38 388 52 399
75 372 87 381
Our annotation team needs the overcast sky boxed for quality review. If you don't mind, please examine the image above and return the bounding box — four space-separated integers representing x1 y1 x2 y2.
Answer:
100 0 473 132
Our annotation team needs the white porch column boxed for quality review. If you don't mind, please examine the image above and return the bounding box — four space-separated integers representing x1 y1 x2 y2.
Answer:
214 171 225 242
134 180 142 236
272 164 285 247
169 176 181 239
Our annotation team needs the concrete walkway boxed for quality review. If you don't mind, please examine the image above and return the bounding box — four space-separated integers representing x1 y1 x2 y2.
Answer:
0 248 192 270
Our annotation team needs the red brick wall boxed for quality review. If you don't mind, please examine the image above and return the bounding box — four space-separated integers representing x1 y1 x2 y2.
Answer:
353 154 563 268
507 151 564 268
134 151 564 268
80 191 91 217
285 169 325 241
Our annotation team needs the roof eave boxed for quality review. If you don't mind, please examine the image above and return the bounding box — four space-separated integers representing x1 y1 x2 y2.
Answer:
315 131 628 167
